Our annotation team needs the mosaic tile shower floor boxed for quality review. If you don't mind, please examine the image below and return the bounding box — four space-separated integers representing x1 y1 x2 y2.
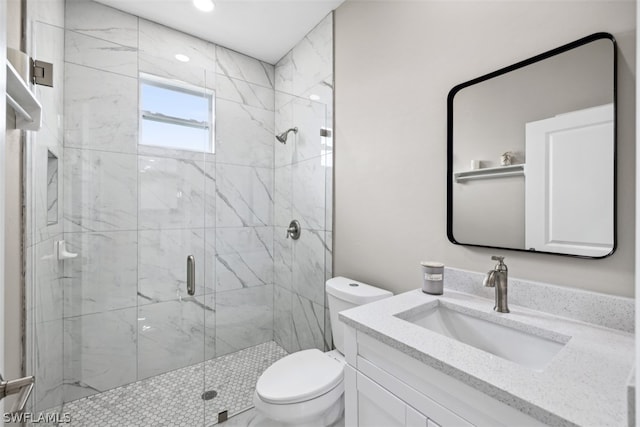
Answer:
51 342 287 427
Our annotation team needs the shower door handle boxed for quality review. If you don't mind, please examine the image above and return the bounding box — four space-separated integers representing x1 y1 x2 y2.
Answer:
0 374 35 414
186 255 195 296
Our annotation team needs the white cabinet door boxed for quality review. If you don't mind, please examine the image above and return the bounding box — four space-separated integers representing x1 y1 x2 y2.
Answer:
345 365 358 427
357 372 406 427
525 103 614 257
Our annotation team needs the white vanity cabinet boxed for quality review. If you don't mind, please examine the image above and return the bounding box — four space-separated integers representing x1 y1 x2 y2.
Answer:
343 325 545 427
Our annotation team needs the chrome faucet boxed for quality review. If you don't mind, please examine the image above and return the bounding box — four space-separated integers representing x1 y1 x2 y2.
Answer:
483 256 510 313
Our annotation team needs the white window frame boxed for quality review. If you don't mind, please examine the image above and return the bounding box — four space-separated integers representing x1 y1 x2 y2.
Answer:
139 72 215 153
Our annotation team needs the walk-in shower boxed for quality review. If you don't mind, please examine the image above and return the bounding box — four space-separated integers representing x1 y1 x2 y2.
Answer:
24 1 334 425
276 127 298 143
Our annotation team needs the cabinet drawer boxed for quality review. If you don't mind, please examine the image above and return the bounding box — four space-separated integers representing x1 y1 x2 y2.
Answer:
358 357 473 427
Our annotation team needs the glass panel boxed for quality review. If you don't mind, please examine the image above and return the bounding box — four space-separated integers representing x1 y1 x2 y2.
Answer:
26 20 65 421
136 69 209 424
139 75 214 153
140 119 210 152
141 79 210 121
26 16 210 427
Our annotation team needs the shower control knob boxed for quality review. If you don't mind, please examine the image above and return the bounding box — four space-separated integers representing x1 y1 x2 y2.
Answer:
286 220 301 240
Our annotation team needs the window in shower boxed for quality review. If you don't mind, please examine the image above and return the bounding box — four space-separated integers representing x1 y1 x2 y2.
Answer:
139 73 215 153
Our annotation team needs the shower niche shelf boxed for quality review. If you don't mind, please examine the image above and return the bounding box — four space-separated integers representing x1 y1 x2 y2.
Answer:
6 59 42 131
454 164 525 183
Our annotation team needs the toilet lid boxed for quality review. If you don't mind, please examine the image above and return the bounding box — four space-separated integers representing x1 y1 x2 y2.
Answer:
256 349 344 404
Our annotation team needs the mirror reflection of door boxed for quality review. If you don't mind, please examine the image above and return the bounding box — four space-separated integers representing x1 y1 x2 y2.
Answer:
525 104 614 257
447 33 616 258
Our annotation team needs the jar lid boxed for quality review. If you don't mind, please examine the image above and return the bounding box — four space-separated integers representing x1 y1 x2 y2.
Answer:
420 261 444 268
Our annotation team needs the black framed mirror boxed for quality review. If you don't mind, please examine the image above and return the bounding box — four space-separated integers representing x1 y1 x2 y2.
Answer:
447 33 616 258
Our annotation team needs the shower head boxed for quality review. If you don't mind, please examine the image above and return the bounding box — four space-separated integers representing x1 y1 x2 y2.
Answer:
276 127 298 144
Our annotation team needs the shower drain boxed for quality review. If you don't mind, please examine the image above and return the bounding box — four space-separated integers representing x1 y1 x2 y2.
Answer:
201 390 218 400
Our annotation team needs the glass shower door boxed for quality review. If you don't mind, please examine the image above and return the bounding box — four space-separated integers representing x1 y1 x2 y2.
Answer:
25 19 66 421
26 12 215 425
134 65 214 425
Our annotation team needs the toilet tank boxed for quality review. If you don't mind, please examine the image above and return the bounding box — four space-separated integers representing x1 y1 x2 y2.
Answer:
326 277 393 354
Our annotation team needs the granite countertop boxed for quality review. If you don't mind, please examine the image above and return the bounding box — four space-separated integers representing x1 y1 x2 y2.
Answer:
339 289 634 427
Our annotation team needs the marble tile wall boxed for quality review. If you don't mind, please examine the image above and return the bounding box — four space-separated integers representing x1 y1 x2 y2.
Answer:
56 0 276 403
214 42 276 359
25 0 67 414
273 13 334 353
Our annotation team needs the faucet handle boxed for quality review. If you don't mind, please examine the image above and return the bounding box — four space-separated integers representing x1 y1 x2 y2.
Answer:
491 255 507 272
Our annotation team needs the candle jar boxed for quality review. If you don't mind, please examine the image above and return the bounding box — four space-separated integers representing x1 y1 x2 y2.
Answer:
420 261 444 295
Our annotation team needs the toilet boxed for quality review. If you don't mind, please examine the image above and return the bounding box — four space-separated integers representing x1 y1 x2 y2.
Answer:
252 277 393 427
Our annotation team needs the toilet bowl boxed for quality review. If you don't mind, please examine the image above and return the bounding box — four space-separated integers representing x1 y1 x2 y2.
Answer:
253 349 345 427
253 277 392 427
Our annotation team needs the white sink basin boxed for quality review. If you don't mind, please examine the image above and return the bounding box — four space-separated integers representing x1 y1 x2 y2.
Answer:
396 302 568 371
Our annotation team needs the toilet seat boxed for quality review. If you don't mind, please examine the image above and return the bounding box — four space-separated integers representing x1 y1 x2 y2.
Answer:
256 349 344 404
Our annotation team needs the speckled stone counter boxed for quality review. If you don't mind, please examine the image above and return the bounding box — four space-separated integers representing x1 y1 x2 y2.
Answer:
340 286 634 426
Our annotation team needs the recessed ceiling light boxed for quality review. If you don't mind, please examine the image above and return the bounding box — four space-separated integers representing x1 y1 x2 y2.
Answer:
309 94 321 101
193 0 214 12
175 54 190 62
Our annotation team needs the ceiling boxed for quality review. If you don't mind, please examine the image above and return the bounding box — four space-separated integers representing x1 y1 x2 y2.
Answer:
95 0 344 64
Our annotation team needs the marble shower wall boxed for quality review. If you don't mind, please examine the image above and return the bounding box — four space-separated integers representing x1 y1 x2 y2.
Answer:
25 0 67 413
273 14 334 353
60 0 275 402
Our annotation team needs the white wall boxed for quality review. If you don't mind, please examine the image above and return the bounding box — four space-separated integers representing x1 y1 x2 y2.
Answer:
334 0 636 297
